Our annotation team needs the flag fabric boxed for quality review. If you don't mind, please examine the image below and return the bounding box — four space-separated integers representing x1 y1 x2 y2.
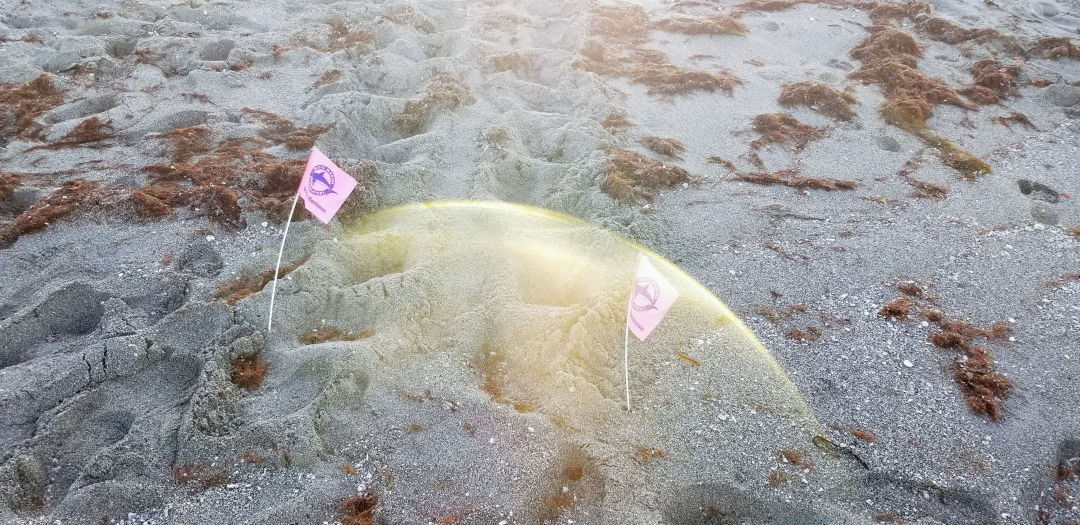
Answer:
626 253 679 341
298 147 357 224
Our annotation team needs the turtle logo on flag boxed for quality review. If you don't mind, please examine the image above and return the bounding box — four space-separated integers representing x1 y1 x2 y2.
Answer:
632 277 660 312
626 254 678 341
307 165 338 196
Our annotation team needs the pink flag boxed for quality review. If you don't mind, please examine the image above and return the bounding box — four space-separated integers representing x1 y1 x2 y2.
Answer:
627 254 679 341
298 147 357 224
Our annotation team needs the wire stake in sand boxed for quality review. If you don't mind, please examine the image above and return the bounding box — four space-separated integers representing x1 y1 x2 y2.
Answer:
267 193 299 333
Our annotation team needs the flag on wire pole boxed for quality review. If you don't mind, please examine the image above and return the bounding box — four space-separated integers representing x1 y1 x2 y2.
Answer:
267 147 358 332
297 147 358 224
624 253 679 411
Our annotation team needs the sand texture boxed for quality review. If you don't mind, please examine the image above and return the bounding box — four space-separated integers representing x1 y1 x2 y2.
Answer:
1 0 1079 523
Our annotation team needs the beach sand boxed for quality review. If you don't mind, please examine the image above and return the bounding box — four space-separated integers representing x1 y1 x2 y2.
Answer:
0 0 1079 523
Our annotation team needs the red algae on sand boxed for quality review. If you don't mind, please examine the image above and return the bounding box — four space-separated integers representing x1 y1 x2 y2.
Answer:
961 59 1021 106
732 168 856 191
879 296 916 320
0 179 108 248
1032 37 1080 60
602 113 633 134
880 280 1013 420
952 346 1013 421
214 254 310 305
339 493 378 525
922 311 1013 419
230 355 268 390
575 6 742 97
650 15 747 36
639 136 686 160
241 108 332 150
847 23 989 179
393 74 471 136
750 113 823 152
601 148 692 202
0 74 64 142
778 82 858 121
143 130 319 225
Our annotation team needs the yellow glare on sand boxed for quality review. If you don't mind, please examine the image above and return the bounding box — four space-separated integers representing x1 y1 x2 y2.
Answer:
272 200 849 521
349 201 816 425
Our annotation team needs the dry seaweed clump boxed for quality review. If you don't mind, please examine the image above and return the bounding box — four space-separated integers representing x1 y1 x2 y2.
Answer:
732 168 856 191
28 117 114 150
241 108 332 150
312 69 341 89
851 63 969 114
489 51 537 73
920 18 1002 45
0 74 64 143
142 129 316 225
628 63 742 96
857 2 1011 49
708 156 736 171
393 74 470 136
993 112 1036 131
231 355 267 390
130 183 243 228
952 346 1012 421
850 25 923 66
589 5 650 45
601 148 692 202
575 7 742 97
602 113 633 134
214 254 310 305
960 59 1021 105
920 135 990 180
750 113 823 151
0 179 107 248
848 26 971 121
158 126 214 162
848 25 988 178
734 0 836 14
639 136 685 160
310 20 375 52
879 296 916 320
778 82 858 121
927 316 1012 419
859 1 932 24
340 493 378 525
906 177 948 198
1032 37 1080 60
650 15 747 36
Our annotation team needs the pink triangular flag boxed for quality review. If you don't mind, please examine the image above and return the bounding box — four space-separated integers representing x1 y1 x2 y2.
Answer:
298 147 357 224
626 254 679 341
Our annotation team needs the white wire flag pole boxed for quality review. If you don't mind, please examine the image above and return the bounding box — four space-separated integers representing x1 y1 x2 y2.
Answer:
266 192 300 333
265 146 359 335
624 290 633 412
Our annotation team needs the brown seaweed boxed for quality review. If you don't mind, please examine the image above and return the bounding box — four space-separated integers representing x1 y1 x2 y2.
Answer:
778 81 858 121
750 113 823 151
639 136 686 160
0 74 64 142
601 148 692 202
733 168 856 191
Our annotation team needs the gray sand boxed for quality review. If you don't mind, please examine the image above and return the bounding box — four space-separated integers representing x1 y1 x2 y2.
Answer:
1 0 1079 523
